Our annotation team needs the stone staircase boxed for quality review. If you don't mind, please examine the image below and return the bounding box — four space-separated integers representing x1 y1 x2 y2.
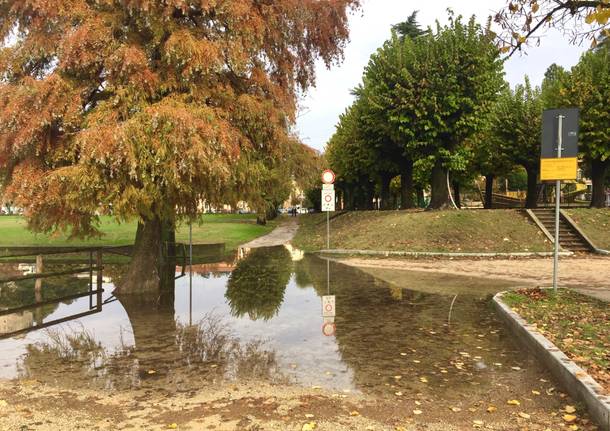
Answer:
530 208 593 253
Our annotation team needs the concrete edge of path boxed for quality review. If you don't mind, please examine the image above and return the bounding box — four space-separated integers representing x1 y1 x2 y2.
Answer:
317 249 574 258
492 292 610 431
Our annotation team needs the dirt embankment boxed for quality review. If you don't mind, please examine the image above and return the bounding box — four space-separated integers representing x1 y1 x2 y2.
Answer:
294 210 553 253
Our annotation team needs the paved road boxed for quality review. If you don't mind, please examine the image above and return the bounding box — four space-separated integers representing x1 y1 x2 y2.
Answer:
240 218 298 249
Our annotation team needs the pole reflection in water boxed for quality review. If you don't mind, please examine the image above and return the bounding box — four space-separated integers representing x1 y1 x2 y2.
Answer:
1 249 546 407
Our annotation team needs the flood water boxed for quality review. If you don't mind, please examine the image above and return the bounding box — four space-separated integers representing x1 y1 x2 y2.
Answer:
0 247 573 410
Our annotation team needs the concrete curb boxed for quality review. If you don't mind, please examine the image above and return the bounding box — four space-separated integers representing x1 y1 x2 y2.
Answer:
493 292 610 431
318 249 574 258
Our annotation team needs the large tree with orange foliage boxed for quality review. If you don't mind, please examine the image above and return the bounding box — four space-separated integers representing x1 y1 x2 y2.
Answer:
0 0 359 293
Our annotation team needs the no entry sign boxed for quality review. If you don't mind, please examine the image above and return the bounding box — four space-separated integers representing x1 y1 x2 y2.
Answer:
321 169 336 184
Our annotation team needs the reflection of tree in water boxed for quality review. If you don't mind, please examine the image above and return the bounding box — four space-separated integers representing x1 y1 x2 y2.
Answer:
225 247 292 321
303 256 511 398
293 259 313 288
19 296 283 392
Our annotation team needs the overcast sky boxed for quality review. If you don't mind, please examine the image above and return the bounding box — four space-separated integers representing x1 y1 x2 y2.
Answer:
295 0 589 152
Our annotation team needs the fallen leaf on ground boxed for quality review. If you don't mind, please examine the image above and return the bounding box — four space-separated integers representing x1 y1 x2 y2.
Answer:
302 422 317 431
518 412 531 419
507 399 520 406
350 411 360 416
450 407 461 412
565 405 576 414
563 414 577 422
486 406 496 413
413 409 423 415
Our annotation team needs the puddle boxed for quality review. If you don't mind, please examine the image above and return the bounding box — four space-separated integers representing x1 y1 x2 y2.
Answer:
0 247 571 400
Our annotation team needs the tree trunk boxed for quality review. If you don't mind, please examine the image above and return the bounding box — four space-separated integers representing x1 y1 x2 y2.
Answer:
380 173 392 210
416 188 425 208
115 215 176 294
117 292 177 375
401 161 415 209
428 159 451 209
484 174 494 209
256 214 267 225
452 181 461 208
590 158 609 208
365 182 375 210
525 166 539 209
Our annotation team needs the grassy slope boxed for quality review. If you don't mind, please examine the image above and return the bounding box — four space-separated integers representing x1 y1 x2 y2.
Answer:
294 210 552 253
565 208 610 250
503 289 609 391
0 214 276 251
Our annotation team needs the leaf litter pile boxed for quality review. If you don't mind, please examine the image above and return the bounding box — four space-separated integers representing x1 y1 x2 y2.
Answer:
504 288 609 393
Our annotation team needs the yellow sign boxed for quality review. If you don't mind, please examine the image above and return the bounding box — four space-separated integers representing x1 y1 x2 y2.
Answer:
540 157 578 181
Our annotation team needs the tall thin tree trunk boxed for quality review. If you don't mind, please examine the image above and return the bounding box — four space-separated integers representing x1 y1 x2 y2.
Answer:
416 188 425 208
452 181 461 208
365 181 375 210
380 173 392 210
525 166 539 209
401 161 415 209
590 158 609 208
428 159 450 209
484 174 494 209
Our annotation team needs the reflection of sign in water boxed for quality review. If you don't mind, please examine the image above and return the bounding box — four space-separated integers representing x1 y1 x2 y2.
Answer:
322 295 335 317
322 319 336 337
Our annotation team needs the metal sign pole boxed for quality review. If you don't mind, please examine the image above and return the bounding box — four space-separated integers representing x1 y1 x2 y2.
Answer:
326 210 330 250
553 115 564 294
189 221 193 326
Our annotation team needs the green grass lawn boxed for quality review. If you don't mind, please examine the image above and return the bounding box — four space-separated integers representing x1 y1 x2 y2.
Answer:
565 208 610 250
503 288 609 391
293 209 553 253
0 214 276 252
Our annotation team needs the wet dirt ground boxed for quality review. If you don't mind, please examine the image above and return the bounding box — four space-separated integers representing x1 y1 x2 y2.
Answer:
0 249 603 430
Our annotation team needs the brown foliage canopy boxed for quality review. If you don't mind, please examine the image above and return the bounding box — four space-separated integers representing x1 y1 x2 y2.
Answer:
0 0 358 235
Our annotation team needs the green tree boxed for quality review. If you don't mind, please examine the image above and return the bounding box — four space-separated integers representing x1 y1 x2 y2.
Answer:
404 16 505 209
562 45 610 207
326 102 377 210
491 79 543 208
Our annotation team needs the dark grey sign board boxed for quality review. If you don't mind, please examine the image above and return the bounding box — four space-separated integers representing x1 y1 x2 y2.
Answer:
541 108 579 158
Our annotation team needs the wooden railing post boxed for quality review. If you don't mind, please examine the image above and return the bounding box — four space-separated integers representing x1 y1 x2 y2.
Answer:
96 249 103 308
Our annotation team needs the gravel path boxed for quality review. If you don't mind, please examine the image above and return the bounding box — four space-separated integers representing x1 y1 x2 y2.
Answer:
240 218 299 248
337 255 610 302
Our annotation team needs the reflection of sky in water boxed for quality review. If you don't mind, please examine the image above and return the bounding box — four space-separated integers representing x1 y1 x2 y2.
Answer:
0 253 546 403
0 270 354 390
173 273 354 390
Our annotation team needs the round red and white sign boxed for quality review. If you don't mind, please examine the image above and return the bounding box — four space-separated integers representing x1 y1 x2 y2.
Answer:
322 322 336 337
321 169 336 185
